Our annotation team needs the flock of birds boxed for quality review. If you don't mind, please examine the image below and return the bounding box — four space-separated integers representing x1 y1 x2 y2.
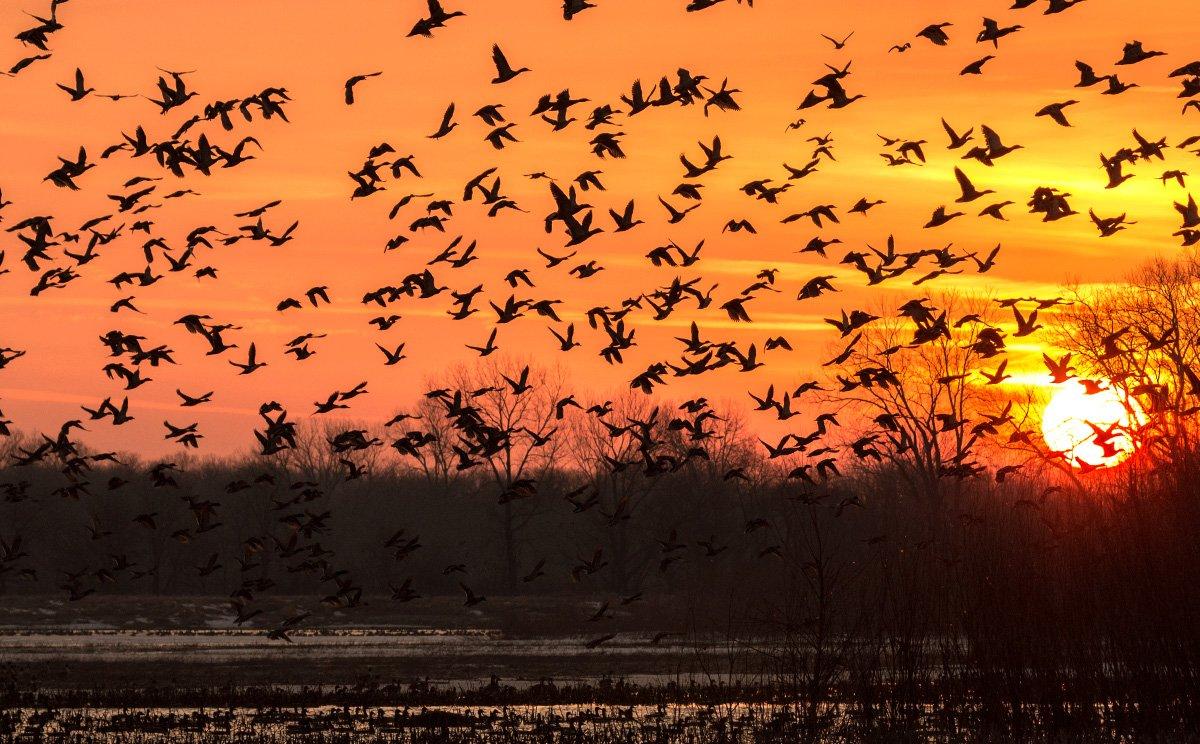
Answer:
0 0 1199 642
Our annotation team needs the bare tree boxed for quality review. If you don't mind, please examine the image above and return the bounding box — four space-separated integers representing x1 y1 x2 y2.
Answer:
426 356 567 591
274 418 387 495
566 392 668 593
399 394 469 489
827 292 1003 518
1054 255 1200 485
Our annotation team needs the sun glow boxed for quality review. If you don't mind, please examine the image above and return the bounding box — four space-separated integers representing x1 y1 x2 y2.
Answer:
1041 379 1142 469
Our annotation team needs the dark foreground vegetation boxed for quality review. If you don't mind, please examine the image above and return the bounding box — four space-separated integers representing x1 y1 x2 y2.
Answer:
2 443 1200 741
4 697 1195 743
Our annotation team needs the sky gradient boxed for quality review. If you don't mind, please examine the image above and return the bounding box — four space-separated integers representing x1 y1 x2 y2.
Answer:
0 0 1196 457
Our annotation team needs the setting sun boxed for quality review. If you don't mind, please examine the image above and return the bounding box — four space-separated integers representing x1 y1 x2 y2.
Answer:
1041 379 1142 469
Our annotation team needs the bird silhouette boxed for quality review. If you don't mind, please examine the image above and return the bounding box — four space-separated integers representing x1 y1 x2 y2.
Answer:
490 44 530 84
344 71 382 105
428 103 458 139
56 67 93 101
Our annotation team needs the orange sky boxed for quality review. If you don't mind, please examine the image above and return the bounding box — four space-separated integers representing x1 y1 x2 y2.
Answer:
0 0 1195 457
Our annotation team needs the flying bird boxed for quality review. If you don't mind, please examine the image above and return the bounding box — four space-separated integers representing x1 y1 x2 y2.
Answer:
490 44 530 84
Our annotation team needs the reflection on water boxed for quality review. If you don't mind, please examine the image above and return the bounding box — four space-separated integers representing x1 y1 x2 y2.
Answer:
0 629 1157 740
0 627 717 666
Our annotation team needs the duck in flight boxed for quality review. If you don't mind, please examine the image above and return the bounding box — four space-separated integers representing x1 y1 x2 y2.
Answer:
490 44 530 84
344 72 382 105
429 103 458 139
56 67 93 101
